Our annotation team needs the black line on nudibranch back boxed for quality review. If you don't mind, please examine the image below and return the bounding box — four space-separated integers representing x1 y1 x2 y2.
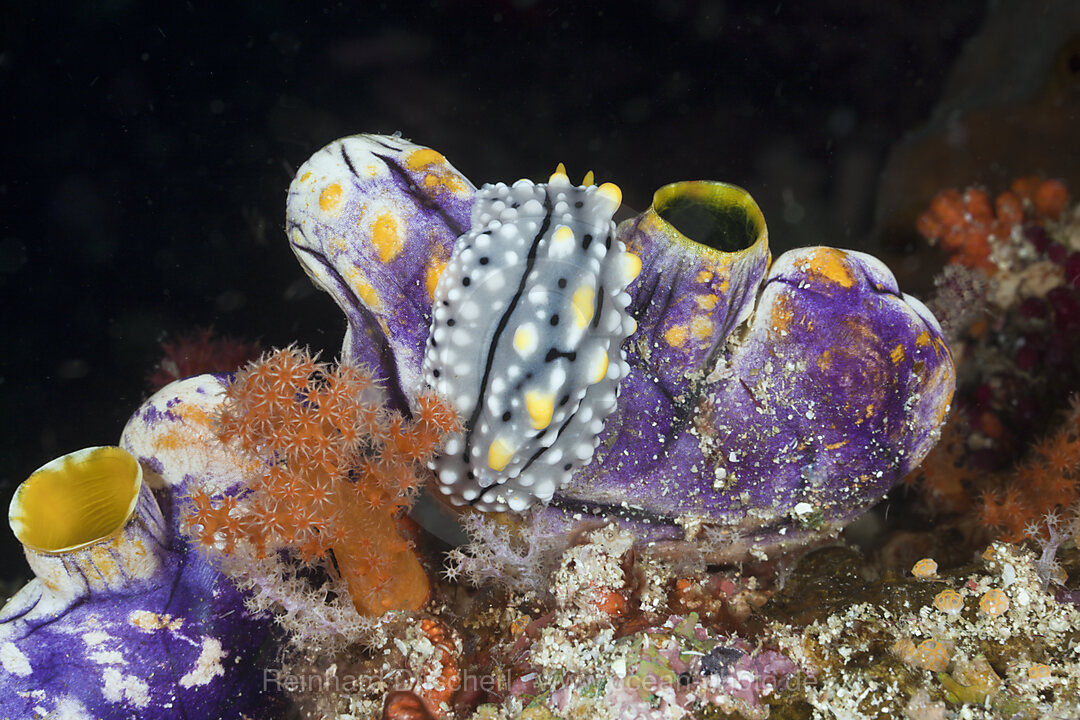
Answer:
464 191 555 505
518 411 578 477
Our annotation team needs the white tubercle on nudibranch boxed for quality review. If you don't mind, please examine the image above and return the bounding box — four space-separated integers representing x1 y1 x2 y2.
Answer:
422 166 641 512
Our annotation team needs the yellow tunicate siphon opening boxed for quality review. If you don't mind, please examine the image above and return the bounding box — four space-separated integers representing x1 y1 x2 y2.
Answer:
653 181 766 255
9 446 142 554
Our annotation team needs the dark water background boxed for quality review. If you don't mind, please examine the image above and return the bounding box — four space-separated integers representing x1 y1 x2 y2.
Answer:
0 0 990 581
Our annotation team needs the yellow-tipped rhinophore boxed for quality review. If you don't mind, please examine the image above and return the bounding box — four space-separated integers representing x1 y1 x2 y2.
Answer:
10 446 142 554
549 163 571 185
597 182 623 211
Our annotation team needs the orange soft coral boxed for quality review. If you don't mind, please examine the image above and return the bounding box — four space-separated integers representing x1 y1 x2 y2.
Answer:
916 177 1070 274
186 346 458 615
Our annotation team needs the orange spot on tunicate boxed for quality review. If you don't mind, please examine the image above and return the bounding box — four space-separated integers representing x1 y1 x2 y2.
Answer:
319 183 343 212
771 294 795 332
664 324 688 347
347 270 382 311
370 212 403 263
796 248 855 288
696 270 713 283
891 344 906 364
426 257 447 300
817 350 832 371
404 148 446 171
696 294 719 310
916 331 931 347
690 315 712 340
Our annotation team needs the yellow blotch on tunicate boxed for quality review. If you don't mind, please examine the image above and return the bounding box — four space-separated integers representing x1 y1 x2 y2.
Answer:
664 324 688 348
345 267 382 311
488 437 515 472
696 294 718 310
370 212 403 263
425 257 447 300
891 344 906 364
916 331 931 347
525 390 554 430
571 285 595 328
771 294 795 332
690 315 712 341
319 182 343 213
403 148 446 172
696 270 713 283
796 248 855 288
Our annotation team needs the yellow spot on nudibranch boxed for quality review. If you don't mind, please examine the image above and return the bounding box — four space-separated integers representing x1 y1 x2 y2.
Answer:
591 351 609 384
488 437 515 471
571 285 596 328
664 324 688 348
596 182 622 210
513 324 538 356
618 252 642 284
525 390 555 430
550 225 575 256
319 183 343 213
299 171 312 183
370 212 403 263
891 344 906 364
796 248 855 288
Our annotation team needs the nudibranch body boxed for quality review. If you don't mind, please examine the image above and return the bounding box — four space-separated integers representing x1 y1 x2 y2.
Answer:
422 169 640 511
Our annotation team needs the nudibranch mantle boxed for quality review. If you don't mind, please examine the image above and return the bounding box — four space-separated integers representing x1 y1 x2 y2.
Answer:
423 169 641 511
